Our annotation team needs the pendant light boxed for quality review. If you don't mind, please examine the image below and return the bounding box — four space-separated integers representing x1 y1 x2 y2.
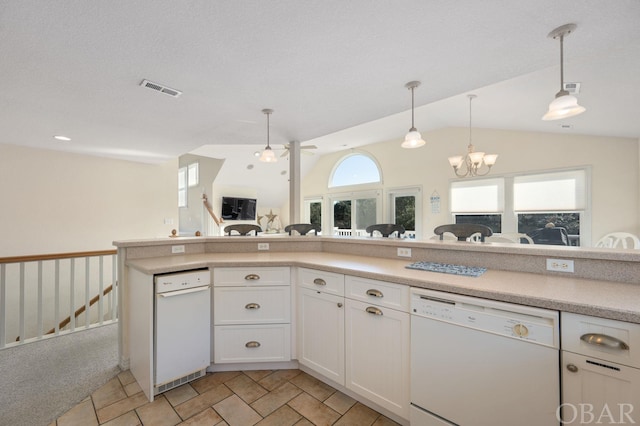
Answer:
542 23 586 121
402 81 426 148
448 94 498 177
259 108 277 163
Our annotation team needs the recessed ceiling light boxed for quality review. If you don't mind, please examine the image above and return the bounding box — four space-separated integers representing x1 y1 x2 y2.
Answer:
54 135 71 141
254 151 261 157
281 170 287 175
559 124 573 130
247 164 254 170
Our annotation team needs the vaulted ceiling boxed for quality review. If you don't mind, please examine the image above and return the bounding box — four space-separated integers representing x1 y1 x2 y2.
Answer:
2 1 639 206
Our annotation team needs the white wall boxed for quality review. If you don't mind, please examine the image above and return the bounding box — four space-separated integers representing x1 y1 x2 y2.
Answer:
0 143 178 256
301 128 639 244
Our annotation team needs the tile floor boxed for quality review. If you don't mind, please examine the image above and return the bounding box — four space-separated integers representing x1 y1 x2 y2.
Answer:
53 369 400 426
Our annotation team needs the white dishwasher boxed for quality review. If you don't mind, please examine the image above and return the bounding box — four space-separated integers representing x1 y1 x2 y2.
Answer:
410 288 560 426
154 269 211 394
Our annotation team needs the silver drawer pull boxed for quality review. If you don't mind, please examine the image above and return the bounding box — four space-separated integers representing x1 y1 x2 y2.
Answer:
580 333 629 351
313 278 327 286
245 303 260 310
244 274 260 281
366 289 383 298
366 306 383 316
245 341 261 348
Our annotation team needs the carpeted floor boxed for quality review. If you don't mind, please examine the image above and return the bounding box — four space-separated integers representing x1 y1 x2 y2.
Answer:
0 323 119 426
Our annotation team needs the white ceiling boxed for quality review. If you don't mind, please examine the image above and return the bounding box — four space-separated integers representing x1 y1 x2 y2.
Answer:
2 1 639 207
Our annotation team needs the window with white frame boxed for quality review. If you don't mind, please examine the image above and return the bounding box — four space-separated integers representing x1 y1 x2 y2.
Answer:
449 168 589 245
450 178 504 232
388 187 422 237
178 162 200 207
329 153 381 188
329 191 382 235
304 197 323 226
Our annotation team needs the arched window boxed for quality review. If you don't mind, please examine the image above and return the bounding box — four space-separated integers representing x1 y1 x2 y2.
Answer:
329 153 382 188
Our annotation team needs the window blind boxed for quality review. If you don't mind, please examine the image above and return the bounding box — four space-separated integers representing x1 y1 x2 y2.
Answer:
514 170 585 211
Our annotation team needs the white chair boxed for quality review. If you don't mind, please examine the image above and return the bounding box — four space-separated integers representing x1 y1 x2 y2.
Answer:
595 232 640 249
486 233 535 244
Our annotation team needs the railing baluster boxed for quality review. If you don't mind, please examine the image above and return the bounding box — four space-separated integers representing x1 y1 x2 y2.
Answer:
54 260 60 335
37 261 43 338
69 259 75 332
111 254 117 321
1 264 6 348
19 263 25 343
98 256 104 325
85 257 90 328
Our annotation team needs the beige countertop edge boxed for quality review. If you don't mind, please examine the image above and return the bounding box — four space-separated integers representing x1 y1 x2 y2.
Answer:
125 252 640 324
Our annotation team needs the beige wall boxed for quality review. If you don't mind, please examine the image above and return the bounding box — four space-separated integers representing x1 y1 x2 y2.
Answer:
0 143 178 257
301 128 639 244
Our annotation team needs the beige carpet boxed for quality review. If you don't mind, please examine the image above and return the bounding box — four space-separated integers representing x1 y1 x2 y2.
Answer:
0 323 119 426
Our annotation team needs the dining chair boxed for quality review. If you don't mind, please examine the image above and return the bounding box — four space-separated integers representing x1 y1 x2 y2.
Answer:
224 224 262 236
433 224 493 242
485 233 535 244
365 224 406 238
595 232 640 249
284 223 321 236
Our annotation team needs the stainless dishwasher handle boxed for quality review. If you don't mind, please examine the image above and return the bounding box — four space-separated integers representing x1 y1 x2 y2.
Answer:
157 286 210 297
313 278 327 286
366 289 383 298
366 306 383 316
245 341 261 348
580 333 630 351
245 303 260 310
244 274 260 281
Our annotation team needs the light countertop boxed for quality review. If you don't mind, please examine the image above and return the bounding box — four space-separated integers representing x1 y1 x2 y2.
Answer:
125 251 640 324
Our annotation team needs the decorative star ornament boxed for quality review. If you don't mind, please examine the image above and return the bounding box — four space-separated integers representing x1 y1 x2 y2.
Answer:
265 209 278 224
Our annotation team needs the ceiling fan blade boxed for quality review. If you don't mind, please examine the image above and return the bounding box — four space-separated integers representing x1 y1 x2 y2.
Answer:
301 145 318 150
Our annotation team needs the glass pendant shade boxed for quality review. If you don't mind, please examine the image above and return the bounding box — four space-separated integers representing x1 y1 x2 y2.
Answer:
483 154 498 166
402 128 426 148
259 146 277 162
542 94 586 121
448 155 464 168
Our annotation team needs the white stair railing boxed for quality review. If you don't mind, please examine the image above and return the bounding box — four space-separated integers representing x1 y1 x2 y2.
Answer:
0 250 117 349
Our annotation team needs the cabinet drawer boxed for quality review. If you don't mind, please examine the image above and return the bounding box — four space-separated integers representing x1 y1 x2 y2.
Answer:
562 312 640 368
213 267 290 287
345 276 409 312
213 324 291 363
213 286 290 325
298 268 344 296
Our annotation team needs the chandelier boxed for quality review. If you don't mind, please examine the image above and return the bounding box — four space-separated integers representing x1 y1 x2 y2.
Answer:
448 94 498 177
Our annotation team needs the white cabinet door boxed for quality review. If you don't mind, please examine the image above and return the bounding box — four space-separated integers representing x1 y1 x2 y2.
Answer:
298 288 345 385
562 351 640 425
345 298 410 419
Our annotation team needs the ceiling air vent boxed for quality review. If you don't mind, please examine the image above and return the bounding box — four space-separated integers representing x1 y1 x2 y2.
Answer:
140 79 182 97
563 82 581 94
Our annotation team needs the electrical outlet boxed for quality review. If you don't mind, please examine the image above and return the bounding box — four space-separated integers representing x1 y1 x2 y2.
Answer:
171 245 185 254
397 247 412 258
258 243 270 251
546 258 574 273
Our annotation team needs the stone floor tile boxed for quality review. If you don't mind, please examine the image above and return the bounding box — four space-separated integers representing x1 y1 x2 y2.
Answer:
293 419 314 426
224 373 268 404
289 372 335 401
213 394 262 426
92 377 127 410
177 407 223 425
333 402 380 426
323 391 356 415
118 370 137 386
251 382 302 417
191 371 242 394
136 395 182 426
124 380 142 397
287 392 340 426
164 384 199 407
243 370 274 382
255 404 302 426
257 369 302 391
96 392 149 424
57 398 98 426
174 384 233 420
372 415 401 425
101 410 142 426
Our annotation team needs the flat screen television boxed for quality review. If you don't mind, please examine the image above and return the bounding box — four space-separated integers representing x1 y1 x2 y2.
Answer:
221 197 257 220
